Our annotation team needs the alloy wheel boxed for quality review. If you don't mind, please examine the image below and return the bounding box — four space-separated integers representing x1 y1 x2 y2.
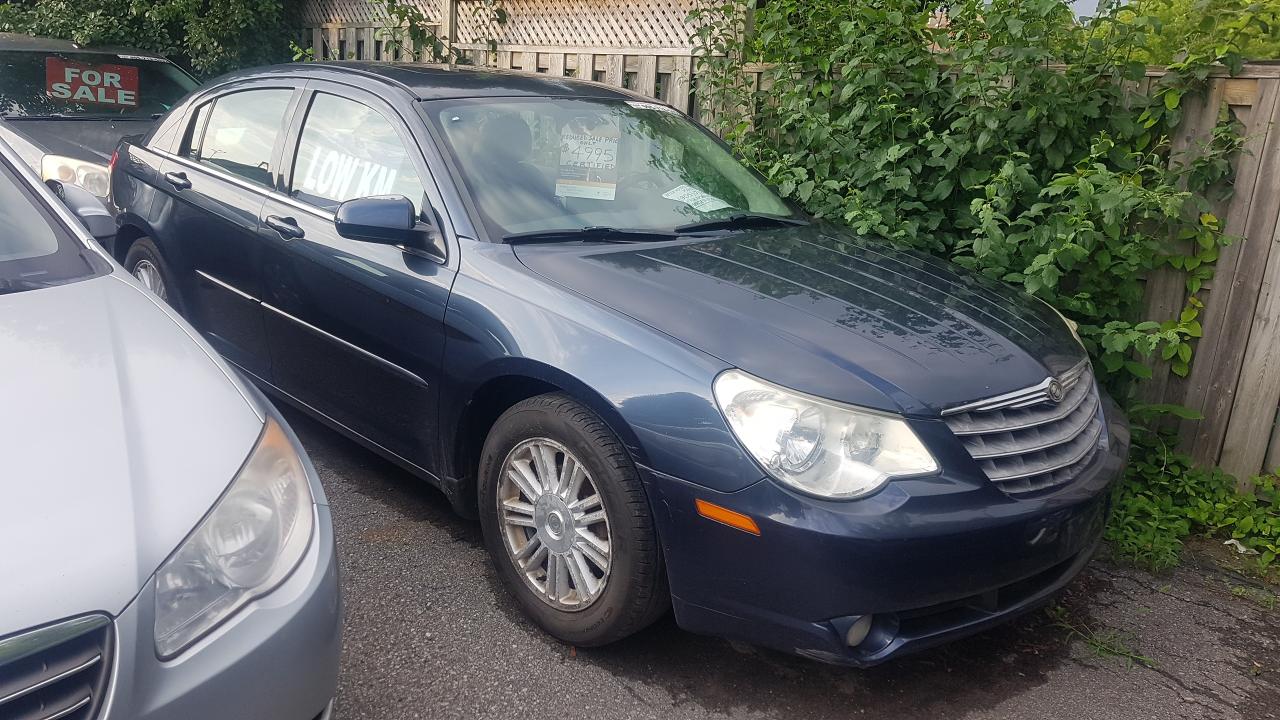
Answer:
131 259 168 303
497 438 611 611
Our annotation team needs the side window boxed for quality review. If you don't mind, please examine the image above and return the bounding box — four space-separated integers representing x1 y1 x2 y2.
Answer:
182 102 210 159
290 93 424 213
196 89 293 187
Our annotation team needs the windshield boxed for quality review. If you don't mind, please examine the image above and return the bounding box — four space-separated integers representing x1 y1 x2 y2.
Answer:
428 97 795 239
0 50 198 119
0 157 100 293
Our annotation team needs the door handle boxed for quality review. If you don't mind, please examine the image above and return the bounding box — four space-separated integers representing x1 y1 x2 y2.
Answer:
163 171 191 190
265 215 305 240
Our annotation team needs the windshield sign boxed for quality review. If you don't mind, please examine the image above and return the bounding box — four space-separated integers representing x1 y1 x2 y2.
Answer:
0 51 198 118
46 58 140 108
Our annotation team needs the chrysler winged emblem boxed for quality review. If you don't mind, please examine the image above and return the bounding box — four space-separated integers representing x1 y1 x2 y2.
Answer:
1047 379 1066 403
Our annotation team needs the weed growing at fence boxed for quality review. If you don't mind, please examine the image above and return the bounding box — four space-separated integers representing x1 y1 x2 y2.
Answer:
1108 426 1280 572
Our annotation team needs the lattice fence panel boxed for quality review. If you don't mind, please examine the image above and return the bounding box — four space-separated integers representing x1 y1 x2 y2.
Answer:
302 0 698 48
302 0 441 24
457 0 697 48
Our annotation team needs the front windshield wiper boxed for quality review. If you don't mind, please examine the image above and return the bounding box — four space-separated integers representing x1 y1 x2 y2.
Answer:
503 226 678 245
675 213 809 234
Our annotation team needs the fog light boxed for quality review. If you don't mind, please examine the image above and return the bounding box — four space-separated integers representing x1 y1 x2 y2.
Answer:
845 615 874 647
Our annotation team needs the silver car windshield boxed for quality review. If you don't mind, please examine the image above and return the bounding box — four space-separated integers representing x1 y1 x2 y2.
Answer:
429 97 795 239
0 159 98 293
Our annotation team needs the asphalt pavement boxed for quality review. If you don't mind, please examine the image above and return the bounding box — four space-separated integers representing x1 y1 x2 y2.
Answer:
286 409 1280 720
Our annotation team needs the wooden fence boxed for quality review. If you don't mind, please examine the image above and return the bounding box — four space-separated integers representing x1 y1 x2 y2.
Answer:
302 23 696 112
298 10 1280 479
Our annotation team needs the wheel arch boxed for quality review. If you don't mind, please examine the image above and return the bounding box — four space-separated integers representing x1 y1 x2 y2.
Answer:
112 220 148 265
445 359 649 518
111 212 161 266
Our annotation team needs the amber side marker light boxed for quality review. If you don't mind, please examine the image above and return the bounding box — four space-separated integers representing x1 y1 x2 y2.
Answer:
695 499 761 536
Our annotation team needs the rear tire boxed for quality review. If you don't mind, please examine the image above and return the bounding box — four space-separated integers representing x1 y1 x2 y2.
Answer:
124 237 183 313
478 393 668 646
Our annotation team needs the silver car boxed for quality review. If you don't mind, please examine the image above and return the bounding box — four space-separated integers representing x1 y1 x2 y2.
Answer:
0 140 340 719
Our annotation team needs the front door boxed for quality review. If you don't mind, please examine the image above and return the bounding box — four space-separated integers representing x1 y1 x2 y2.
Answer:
258 86 455 471
163 85 298 379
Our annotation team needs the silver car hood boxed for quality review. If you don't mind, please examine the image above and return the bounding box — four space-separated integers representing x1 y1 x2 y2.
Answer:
0 273 264 635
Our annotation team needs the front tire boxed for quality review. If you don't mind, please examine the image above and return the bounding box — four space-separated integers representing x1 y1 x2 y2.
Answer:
478 393 668 646
123 237 183 313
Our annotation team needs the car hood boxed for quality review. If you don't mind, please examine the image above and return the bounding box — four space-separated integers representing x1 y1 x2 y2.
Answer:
0 116 153 166
514 226 1087 414
0 273 263 634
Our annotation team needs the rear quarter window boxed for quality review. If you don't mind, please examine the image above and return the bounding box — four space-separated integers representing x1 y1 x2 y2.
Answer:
194 89 293 187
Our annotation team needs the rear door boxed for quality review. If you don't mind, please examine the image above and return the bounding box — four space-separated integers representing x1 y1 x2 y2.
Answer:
159 82 301 379
257 83 457 471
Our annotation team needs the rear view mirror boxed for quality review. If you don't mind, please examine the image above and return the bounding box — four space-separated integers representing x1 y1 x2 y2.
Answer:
335 195 414 243
46 179 115 244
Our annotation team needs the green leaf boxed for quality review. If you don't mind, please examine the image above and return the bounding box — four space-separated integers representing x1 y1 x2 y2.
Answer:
1125 361 1153 379
797 180 816 202
1164 89 1183 110
1237 515 1255 534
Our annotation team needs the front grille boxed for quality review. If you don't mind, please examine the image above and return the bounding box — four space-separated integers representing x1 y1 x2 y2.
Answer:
0 615 113 720
943 360 1104 495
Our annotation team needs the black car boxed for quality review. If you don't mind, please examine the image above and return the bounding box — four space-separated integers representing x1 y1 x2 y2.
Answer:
0 33 198 199
110 63 1128 666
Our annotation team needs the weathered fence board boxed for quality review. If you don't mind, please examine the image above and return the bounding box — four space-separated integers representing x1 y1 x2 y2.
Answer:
1182 78 1280 472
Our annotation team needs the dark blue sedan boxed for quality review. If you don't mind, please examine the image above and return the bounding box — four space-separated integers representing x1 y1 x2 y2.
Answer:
109 62 1129 666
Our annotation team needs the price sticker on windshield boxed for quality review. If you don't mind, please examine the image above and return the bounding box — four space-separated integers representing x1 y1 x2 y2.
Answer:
45 58 139 107
555 117 620 201
663 184 730 212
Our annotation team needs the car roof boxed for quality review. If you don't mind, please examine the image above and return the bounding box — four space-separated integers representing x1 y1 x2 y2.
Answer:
0 32 169 60
214 61 651 102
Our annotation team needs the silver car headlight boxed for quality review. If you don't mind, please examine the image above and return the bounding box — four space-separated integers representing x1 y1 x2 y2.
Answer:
713 370 938 499
154 418 314 657
40 154 110 197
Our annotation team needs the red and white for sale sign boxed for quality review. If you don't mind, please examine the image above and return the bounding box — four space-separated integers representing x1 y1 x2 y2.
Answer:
45 58 140 107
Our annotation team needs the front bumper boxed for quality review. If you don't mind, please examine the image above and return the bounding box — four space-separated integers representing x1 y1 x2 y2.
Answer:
644 396 1129 666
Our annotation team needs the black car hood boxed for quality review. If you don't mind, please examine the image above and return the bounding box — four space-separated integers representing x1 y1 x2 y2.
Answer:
0 116 153 164
514 226 1087 415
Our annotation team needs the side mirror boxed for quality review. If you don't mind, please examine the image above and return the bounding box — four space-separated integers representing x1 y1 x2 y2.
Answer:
46 179 115 244
335 195 443 258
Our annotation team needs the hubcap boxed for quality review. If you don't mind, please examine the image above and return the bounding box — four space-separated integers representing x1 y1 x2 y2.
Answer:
131 260 167 303
497 438 611 611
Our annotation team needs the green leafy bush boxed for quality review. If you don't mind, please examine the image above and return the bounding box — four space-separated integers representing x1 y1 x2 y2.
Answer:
0 0 299 77
1109 429 1280 571
1111 0 1280 64
690 0 1247 400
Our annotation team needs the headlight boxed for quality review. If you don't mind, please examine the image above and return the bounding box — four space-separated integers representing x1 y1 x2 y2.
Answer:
40 154 110 197
154 418 314 657
713 370 937 499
